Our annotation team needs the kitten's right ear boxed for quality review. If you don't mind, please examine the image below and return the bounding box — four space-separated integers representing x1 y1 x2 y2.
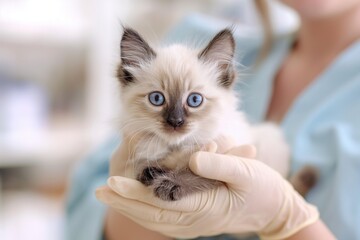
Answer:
118 27 156 85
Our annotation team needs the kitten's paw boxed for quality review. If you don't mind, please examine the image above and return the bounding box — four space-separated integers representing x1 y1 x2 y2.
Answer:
153 179 182 201
137 167 166 186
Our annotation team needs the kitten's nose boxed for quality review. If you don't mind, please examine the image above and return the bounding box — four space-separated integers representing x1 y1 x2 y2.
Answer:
167 117 184 128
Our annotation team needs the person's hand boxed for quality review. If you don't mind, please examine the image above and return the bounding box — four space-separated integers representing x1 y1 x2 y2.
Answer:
96 142 319 240
109 134 238 177
99 136 242 240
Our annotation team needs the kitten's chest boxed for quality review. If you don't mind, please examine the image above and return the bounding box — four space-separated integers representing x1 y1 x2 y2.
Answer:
133 139 199 171
134 139 170 161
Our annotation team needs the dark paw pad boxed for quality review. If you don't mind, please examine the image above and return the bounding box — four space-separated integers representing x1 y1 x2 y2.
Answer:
154 180 182 201
137 167 166 186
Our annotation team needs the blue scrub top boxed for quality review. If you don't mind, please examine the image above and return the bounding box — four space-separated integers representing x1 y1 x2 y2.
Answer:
65 14 360 240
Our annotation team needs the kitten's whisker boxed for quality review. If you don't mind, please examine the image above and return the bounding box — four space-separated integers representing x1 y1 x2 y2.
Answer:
118 119 151 131
192 136 202 152
153 137 164 171
126 126 154 158
125 125 156 177
145 134 154 171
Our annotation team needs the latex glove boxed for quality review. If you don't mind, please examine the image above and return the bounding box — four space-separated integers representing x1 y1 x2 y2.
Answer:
109 135 237 177
96 144 319 240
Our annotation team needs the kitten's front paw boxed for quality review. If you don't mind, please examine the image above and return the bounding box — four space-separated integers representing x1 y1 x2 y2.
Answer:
153 179 182 201
137 167 166 186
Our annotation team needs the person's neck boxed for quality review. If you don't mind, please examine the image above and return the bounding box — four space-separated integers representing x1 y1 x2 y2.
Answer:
296 5 360 58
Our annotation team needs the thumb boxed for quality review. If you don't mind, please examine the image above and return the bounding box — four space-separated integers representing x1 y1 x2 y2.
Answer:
202 140 218 153
189 151 253 185
226 144 257 159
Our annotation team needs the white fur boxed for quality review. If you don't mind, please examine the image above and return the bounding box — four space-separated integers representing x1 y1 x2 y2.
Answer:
119 37 289 178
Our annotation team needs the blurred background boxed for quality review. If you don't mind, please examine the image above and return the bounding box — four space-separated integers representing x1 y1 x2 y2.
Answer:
0 0 297 239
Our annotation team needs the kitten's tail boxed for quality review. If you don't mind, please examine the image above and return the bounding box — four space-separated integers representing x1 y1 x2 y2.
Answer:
290 166 319 197
252 123 318 197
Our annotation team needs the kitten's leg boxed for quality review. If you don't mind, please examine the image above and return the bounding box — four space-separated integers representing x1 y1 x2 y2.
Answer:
137 166 168 186
152 168 221 201
252 123 290 177
252 124 318 196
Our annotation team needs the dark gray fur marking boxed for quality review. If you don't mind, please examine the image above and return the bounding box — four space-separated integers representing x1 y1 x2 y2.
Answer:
198 28 236 88
117 27 156 85
138 167 221 201
162 82 188 128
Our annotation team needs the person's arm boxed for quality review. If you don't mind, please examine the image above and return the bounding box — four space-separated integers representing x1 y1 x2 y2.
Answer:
104 209 172 240
65 137 119 240
286 220 335 240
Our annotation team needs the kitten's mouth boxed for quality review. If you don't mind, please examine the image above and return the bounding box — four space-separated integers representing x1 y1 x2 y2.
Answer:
162 123 188 135
164 126 187 134
157 123 193 145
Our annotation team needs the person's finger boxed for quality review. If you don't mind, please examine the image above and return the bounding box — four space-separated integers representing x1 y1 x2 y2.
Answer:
107 176 151 197
202 141 217 153
119 218 205 239
107 176 205 212
96 186 186 224
189 151 255 184
214 136 237 153
226 144 257 159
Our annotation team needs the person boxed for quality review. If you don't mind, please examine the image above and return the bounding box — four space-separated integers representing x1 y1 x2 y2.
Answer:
66 0 360 239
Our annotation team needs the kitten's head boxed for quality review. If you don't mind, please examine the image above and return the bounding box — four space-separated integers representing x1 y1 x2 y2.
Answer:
118 27 239 146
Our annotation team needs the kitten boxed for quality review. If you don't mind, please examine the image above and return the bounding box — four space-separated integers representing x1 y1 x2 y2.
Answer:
116 27 312 201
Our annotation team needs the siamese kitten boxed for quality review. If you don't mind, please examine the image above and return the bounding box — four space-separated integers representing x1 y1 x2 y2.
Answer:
117 27 314 201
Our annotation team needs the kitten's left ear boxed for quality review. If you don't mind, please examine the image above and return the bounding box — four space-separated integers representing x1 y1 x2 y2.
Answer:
199 28 236 88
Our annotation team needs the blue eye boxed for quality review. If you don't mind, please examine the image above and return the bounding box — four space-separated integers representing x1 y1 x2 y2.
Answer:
148 91 165 106
187 93 203 107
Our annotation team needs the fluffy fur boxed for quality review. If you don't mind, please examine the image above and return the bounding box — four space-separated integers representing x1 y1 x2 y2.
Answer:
117 27 291 201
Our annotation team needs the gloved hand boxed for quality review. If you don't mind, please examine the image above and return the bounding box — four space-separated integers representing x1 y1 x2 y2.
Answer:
96 142 319 240
108 135 238 177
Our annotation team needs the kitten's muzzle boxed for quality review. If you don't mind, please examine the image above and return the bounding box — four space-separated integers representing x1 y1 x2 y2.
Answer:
167 117 185 128
163 100 186 130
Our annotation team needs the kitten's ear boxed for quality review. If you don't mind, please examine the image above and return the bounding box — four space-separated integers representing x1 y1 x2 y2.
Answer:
199 28 236 88
118 27 156 85
120 27 156 67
